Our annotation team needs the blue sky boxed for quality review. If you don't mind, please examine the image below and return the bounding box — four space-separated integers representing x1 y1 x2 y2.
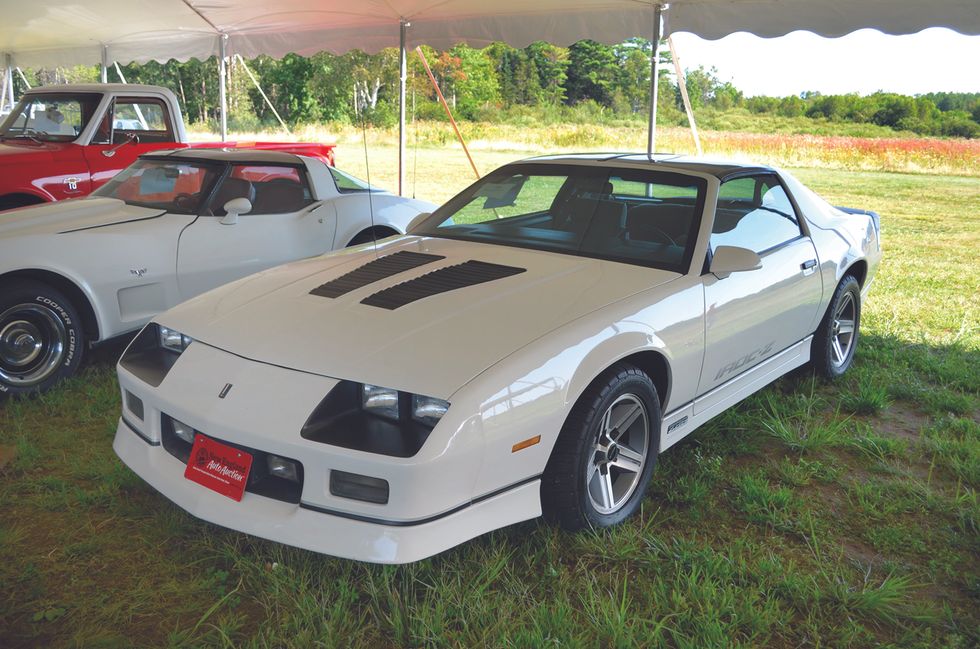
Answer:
669 28 980 97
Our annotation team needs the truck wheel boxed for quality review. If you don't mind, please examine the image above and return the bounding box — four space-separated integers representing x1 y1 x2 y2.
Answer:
0 280 85 397
541 363 661 531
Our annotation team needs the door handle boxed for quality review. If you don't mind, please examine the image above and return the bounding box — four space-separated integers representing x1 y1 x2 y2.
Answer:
801 259 817 270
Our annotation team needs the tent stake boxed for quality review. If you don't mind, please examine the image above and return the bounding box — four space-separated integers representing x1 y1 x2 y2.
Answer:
668 36 702 155
415 46 480 181
398 20 409 196
218 33 228 142
647 4 663 155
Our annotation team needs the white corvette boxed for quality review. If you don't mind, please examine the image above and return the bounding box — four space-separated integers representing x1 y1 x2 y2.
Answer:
113 154 881 563
0 148 434 395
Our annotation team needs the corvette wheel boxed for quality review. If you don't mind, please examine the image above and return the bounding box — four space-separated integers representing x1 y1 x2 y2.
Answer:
812 275 861 379
0 281 84 397
542 363 661 530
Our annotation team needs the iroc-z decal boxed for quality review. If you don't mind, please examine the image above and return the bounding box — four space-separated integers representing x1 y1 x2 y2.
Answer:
714 341 775 381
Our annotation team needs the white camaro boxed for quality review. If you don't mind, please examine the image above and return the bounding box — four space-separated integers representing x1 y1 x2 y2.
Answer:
113 154 881 563
0 148 434 395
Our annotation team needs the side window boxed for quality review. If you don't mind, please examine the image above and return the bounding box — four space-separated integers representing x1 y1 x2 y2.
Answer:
209 165 313 216
109 98 175 144
712 175 802 254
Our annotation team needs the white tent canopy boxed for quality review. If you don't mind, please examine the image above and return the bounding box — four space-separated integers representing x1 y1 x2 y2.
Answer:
3 0 978 192
2 1 978 67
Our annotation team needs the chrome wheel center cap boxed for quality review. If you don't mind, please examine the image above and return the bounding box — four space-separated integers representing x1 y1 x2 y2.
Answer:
1 322 44 367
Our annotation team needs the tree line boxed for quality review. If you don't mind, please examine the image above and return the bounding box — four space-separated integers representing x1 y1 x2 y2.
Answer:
15 40 980 138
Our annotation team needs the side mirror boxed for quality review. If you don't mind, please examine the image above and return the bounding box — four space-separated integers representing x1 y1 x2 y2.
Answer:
220 198 252 225
405 211 431 234
710 245 762 279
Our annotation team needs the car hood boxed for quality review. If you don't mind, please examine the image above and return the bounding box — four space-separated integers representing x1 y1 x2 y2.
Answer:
163 237 680 399
0 197 165 238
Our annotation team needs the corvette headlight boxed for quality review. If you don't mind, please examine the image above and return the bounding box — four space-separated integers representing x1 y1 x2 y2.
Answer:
158 326 193 354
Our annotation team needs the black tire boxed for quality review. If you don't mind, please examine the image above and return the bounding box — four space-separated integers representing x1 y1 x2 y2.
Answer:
541 363 661 530
347 227 398 247
811 274 861 379
0 280 85 397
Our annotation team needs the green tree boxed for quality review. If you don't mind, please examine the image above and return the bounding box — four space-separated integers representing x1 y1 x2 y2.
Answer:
565 40 618 106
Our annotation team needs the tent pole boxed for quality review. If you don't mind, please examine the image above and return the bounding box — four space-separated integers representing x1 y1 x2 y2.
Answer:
647 5 663 155
16 68 31 90
218 33 228 142
668 36 702 155
1 54 11 112
101 45 109 83
236 54 290 134
398 20 409 196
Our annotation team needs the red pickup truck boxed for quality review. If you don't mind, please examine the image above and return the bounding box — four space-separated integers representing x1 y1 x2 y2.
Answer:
0 84 335 211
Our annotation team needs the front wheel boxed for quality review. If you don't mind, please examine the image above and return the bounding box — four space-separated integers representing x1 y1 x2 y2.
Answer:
812 275 861 379
542 364 661 530
0 281 85 397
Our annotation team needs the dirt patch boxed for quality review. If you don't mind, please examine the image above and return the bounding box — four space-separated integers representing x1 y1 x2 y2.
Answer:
0 446 16 471
876 404 931 442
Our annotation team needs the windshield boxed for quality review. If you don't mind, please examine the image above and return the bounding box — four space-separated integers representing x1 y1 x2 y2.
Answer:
415 163 707 272
93 159 222 214
0 93 103 142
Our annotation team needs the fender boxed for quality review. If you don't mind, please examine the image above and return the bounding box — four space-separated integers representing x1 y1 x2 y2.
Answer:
0 265 104 342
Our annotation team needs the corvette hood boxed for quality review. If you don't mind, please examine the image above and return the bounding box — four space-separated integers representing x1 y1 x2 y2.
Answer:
0 197 164 238
163 237 679 399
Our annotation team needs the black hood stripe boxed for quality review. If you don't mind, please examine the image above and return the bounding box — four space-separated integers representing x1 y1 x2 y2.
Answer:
309 251 445 299
361 260 526 310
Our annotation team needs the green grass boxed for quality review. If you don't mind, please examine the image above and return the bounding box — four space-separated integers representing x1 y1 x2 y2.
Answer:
1 147 978 648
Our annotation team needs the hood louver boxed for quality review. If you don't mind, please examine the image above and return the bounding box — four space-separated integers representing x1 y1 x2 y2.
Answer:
309 251 444 299
361 260 526 310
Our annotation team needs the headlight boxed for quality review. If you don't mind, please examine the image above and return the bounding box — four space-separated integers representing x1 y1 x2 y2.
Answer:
159 326 192 354
362 384 400 420
412 394 450 427
301 381 451 458
119 323 192 387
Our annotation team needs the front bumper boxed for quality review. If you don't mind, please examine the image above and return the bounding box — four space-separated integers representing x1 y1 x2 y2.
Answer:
114 418 540 563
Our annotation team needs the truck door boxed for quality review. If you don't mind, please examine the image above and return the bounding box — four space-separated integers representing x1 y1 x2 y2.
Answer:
176 163 337 300
83 97 180 191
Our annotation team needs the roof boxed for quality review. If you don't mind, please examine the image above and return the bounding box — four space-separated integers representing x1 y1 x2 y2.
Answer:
142 148 305 165
25 84 175 95
1 1 977 67
518 153 774 180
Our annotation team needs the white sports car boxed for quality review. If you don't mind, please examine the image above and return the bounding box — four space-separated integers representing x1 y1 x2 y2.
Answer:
113 154 881 563
0 148 434 395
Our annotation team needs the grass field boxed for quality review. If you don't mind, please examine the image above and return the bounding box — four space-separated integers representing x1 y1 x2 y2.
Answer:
1 138 978 648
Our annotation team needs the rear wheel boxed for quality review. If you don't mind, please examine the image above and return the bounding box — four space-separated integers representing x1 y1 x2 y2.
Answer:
542 364 661 530
347 227 398 247
0 281 85 397
812 275 861 379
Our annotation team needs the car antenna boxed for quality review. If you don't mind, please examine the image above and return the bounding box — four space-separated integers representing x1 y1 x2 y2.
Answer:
359 109 378 257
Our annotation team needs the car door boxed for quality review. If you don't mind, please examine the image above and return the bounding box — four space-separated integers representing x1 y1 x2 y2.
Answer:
175 163 337 300
695 174 824 406
83 97 180 191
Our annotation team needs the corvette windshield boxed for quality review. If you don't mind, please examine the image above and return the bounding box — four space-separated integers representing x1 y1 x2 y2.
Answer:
0 93 103 142
416 163 707 272
92 159 222 214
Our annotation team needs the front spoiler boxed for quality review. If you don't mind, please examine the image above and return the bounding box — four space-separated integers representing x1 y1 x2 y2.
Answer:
113 419 541 564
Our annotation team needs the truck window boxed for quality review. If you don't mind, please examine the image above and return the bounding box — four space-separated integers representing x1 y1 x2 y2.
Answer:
0 93 102 142
106 98 176 144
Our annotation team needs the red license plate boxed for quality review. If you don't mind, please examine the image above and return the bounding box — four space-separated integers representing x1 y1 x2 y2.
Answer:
184 434 253 501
